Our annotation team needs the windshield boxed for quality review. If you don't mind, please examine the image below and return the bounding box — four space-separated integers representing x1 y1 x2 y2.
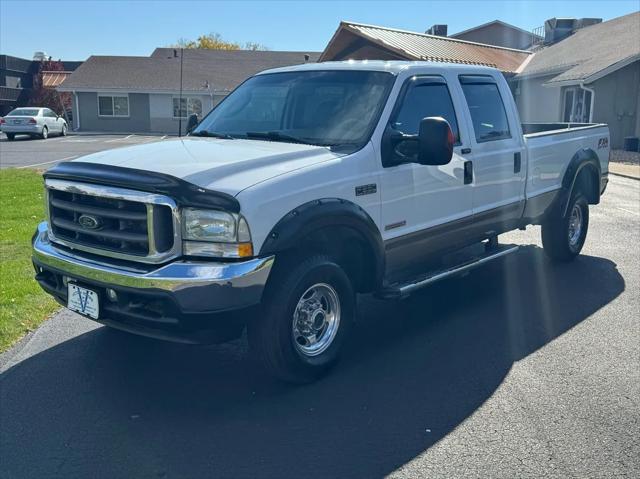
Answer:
8 108 40 116
193 70 395 150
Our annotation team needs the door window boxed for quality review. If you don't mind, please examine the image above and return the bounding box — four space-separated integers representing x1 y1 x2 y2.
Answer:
388 78 460 163
460 77 511 142
563 87 592 123
391 79 460 142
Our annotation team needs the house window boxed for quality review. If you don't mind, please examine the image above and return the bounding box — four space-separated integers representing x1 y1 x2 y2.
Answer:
563 87 592 123
98 95 129 117
173 97 203 119
5 76 21 88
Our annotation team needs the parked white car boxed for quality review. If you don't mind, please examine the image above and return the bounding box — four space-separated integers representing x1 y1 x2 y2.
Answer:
32 61 610 383
1 107 67 140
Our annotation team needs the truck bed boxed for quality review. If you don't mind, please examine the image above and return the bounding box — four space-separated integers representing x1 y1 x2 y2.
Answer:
522 122 609 201
522 122 604 137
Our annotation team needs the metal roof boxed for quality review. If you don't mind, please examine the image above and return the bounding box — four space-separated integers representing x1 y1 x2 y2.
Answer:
42 71 73 88
320 21 532 73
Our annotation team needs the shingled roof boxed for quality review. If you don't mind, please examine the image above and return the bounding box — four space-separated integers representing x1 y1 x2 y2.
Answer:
320 21 532 73
58 49 320 93
515 11 640 85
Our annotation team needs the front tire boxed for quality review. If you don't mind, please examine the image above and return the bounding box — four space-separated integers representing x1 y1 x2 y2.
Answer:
248 255 355 383
61 124 67 136
542 193 589 262
6 133 15 141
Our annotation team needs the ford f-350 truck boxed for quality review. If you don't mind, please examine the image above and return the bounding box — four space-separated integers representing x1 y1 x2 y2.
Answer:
32 61 609 382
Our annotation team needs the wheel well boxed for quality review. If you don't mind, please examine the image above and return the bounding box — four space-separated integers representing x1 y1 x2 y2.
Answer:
574 165 599 204
281 225 378 294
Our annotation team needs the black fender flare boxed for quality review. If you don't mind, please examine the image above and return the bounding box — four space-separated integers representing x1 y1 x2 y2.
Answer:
259 198 385 289
559 148 601 216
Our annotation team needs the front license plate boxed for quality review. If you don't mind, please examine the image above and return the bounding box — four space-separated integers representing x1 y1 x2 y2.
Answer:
67 284 100 319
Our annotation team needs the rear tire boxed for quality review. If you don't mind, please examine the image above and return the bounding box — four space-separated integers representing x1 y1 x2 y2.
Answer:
6 133 15 141
247 255 355 383
40 126 48 139
542 193 589 262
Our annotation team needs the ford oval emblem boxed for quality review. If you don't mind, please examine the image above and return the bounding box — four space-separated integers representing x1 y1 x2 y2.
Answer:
78 214 102 230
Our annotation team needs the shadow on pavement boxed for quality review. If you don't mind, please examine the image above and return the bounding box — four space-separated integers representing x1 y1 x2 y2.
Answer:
0 246 625 478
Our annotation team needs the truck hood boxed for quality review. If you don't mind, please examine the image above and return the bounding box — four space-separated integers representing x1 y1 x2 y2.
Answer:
74 137 344 195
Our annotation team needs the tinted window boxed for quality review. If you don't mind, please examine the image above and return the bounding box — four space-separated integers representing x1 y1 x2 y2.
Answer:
460 81 511 142
392 81 460 143
8 108 40 116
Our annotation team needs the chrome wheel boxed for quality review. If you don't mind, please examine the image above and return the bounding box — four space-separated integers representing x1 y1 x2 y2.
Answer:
568 203 583 247
292 283 341 357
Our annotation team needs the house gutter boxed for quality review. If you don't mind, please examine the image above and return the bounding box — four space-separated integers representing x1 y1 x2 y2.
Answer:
73 91 80 131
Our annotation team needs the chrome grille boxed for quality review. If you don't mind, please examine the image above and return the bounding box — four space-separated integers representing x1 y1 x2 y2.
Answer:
45 179 180 264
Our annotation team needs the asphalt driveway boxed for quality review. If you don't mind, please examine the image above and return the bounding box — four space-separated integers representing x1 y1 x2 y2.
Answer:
1 175 638 478
0 133 171 169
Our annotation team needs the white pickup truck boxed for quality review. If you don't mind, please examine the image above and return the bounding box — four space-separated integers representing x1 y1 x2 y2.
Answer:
33 61 610 382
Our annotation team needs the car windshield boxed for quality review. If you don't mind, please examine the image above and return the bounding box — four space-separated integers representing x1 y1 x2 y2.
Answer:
8 108 40 116
193 70 395 151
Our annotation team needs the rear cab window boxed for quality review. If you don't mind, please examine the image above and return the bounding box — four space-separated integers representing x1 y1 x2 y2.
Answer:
459 75 511 143
8 108 40 117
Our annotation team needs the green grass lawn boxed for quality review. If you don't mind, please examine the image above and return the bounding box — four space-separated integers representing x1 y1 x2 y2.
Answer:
0 168 58 352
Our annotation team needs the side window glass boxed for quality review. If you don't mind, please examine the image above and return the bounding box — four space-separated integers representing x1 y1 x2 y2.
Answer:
459 77 511 142
392 82 460 143
389 80 460 162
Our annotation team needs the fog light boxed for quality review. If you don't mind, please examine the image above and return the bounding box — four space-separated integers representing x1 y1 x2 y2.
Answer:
106 288 118 302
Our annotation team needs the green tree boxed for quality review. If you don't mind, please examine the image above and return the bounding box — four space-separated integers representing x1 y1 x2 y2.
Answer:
171 33 268 50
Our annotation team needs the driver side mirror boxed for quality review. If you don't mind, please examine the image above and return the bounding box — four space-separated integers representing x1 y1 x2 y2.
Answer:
416 117 454 166
186 114 199 134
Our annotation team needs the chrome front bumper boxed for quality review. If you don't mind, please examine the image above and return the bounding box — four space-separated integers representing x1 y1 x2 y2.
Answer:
32 222 274 313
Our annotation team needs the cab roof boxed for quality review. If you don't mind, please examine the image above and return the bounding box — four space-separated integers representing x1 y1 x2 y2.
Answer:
257 60 501 76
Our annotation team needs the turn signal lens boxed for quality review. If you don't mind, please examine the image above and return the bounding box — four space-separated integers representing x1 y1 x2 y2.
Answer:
237 242 253 257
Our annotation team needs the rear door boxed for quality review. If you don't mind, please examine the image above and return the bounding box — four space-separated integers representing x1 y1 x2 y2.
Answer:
457 75 525 232
43 109 60 132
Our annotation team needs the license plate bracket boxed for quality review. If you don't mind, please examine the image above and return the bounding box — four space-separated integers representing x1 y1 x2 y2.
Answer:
67 283 100 319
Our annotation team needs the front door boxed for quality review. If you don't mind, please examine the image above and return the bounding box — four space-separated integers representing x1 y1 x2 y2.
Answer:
379 75 474 280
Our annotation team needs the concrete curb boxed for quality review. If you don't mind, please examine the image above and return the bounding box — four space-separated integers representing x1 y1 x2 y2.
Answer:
610 171 640 181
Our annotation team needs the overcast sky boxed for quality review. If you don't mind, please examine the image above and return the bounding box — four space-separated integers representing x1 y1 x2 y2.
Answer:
1 0 638 60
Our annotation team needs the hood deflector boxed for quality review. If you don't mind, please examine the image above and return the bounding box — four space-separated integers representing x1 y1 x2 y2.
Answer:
44 162 241 212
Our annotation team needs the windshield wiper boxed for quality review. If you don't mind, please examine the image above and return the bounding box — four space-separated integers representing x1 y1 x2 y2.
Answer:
190 130 235 139
245 131 310 145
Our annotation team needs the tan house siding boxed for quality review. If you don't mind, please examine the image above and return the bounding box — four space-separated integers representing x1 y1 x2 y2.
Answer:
513 75 562 122
452 22 536 50
590 61 640 148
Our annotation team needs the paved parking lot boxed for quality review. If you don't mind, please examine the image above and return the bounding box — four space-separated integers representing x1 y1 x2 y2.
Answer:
0 133 172 169
1 174 638 478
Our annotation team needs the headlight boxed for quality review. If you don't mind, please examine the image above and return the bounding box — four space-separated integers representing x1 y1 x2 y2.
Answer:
183 209 237 242
182 208 253 258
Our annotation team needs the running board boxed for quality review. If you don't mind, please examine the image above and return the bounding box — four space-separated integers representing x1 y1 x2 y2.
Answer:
377 245 519 299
